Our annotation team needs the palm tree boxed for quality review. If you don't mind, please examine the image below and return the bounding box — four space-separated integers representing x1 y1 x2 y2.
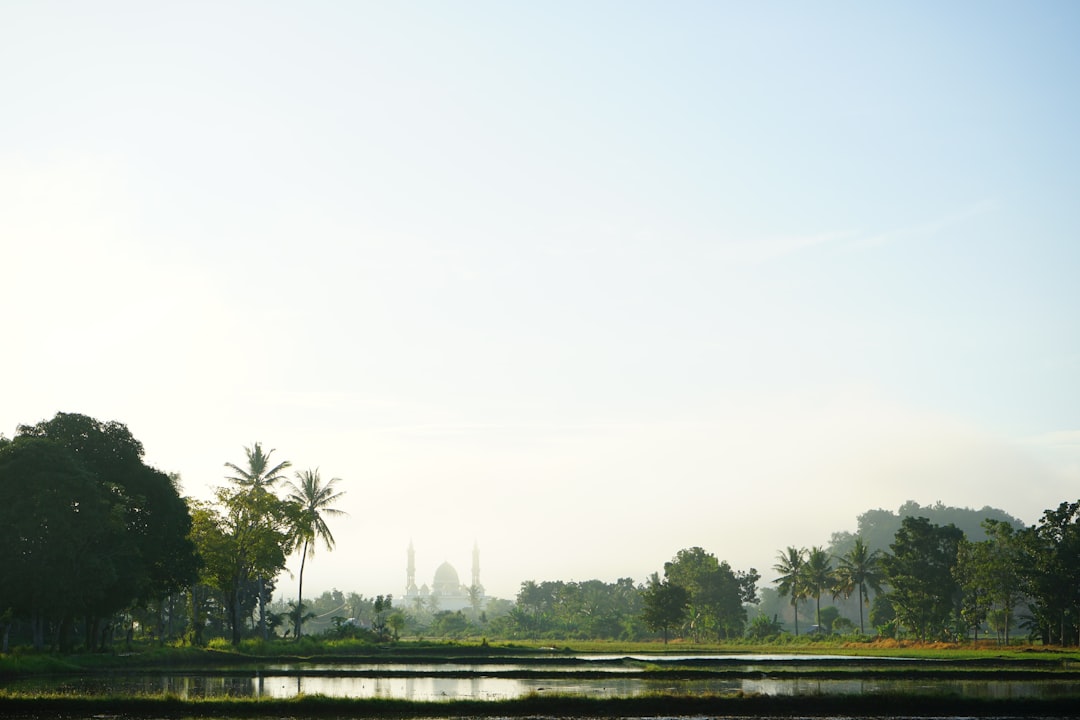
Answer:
834 537 883 634
773 546 808 636
283 468 346 640
803 546 836 630
225 442 292 491
224 442 292 640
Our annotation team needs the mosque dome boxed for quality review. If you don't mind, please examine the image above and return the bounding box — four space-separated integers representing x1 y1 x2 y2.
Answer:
433 562 461 594
404 546 485 611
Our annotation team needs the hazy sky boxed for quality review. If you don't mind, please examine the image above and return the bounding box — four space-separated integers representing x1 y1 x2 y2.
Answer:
3 1 1079 603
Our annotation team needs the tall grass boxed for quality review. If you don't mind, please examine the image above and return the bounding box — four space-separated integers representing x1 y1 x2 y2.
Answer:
2 690 1080 718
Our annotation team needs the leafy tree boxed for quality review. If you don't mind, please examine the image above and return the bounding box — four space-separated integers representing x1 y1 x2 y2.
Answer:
881 516 963 640
283 468 346 640
664 547 718 640
816 605 841 633
870 593 897 638
10 413 197 650
387 611 406 640
773 546 808 635
641 572 688 643
194 486 295 645
954 538 990 640
516 580 554 634
224 443 293 641
0 436 120 650
372 594 394 641
663 547 758 640
954 520 1024 642
834 537 883 633
832 616 857 635
1019 501 1080 645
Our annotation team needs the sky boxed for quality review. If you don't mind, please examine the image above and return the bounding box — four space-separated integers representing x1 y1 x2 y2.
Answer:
2 1 1079 604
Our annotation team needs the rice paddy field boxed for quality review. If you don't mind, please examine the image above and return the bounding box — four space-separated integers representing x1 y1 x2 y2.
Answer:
3 640 1080 718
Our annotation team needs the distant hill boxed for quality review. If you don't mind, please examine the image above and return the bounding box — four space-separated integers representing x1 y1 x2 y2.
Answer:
827 500 1025 558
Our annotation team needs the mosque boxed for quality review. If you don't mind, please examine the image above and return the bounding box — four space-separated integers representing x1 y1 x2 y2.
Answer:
403 541 486 612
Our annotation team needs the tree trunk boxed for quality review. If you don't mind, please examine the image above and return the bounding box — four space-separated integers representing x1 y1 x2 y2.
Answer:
295 539 309 640
230 585 243 645
32 614 44 651
858 586 865 634
57 615 72 653
258 574 268 642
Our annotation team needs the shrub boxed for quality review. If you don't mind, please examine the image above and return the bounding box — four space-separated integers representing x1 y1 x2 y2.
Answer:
745 614 784 641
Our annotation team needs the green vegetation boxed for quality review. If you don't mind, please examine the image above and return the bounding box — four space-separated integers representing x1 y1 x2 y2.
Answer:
0 413 198 653
3 410 1080 654
3 691 1078 719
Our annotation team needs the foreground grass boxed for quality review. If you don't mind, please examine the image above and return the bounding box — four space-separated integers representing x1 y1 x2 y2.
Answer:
3 691 1080 718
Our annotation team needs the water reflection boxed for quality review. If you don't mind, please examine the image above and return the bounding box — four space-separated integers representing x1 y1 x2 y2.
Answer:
6 674 1077 701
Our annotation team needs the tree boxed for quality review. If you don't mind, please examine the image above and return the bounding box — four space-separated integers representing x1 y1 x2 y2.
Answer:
517 580 554 634
981 520 1025 644
662 547 757 640
641 572 688 643
881 516 963 641
12 413 198 650
372 594 393 641
664 547 718 641
283 468 346 640
1018 501 1080 645
387 611 406 640
195 486 295 645
773 546 808 635
802 546 835 630
225 443 292 491
954 538 991 641
224 443 293 641
834 537 883 633
956 519 1027 643
0 436 120 650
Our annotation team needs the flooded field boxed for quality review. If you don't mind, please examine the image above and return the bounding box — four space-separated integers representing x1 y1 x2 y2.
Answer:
7 672 1079 701
4 654 1079 701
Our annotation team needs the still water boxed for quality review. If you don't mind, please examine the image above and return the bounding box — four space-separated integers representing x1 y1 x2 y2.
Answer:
6 673 1078 701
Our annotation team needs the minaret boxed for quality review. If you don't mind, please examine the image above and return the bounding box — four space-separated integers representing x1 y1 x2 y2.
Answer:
406 541 417 594
471 541 482 591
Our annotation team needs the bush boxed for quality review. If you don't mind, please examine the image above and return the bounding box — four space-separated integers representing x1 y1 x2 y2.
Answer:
832 617 857 635
745 614 784 641
206 637 231 651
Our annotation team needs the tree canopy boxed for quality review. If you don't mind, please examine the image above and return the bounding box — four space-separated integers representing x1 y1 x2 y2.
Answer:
0 413 198 650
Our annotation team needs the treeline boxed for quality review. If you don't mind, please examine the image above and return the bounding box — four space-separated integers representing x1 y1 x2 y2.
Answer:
4 412 1080 651
786 509 1080 645
0 413 347 652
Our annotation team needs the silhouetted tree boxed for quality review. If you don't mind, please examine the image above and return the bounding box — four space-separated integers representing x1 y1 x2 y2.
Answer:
834 537 883 634
773 546 808 635
642 572 688 643
283 468 346 640
881 516 963 640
